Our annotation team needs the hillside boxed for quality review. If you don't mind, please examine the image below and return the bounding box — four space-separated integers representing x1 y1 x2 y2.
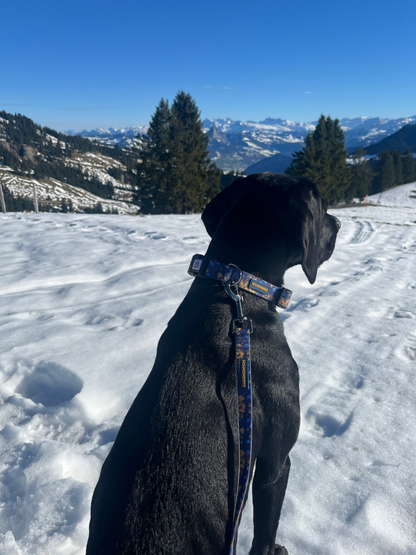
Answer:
366 181 416 208
0 112 139 214
360 123 416 155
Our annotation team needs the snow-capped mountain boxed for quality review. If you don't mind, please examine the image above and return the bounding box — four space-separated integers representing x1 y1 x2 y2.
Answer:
339 116 416 149
202 115 416 148
205 115 416 171
66 115 416 172
65 126 147 148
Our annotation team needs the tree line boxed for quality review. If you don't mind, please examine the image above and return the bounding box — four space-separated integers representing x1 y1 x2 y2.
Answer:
287 115 416 203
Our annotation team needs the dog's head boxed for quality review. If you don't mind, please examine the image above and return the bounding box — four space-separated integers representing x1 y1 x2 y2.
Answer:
202 173 340 284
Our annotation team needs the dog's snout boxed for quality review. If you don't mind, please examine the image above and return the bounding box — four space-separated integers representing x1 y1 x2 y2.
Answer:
333 216 341 230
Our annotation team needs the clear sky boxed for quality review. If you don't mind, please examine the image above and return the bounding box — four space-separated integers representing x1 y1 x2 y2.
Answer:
2 0 415 131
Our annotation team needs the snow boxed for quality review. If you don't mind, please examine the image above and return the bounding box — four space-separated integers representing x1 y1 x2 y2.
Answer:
1 183 416 554
367 182 416 209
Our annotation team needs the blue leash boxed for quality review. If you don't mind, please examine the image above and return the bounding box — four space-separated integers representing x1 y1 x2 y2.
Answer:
188 255 292 554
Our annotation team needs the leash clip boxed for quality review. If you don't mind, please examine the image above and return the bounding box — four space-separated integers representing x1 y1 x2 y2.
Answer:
231 317 253 334
224 264 253 334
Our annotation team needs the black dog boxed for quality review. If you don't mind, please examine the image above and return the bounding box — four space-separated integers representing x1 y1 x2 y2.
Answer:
86 173 340 555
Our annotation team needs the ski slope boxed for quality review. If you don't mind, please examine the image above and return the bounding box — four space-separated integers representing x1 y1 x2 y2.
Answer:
0 182 415 554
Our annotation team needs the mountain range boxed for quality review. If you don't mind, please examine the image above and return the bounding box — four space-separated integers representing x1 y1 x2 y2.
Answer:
2 110 416 215
67 115 416 172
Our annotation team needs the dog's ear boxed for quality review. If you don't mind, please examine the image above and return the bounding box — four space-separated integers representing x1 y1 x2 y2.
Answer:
201 177 247 237
300 189 323 285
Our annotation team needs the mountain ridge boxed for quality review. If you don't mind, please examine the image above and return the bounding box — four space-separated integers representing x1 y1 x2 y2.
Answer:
360 123 416 156
66 115 416 172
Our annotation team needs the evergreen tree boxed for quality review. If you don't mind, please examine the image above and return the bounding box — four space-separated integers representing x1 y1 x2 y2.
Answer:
169 91 220 213
402 149 416 184
391 150 403 185
136 98 175 213
286 114 350 203
289 133 320 184
136 92 220 214
55 139 62 157
326 116 350 201
373 151 395 193
346 147 374 201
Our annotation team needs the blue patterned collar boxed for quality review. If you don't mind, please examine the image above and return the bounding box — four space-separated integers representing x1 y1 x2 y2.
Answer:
188 254 292 310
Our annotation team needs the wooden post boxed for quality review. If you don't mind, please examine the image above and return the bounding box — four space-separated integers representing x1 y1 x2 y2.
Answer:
33 182 39 213
0 183 6 213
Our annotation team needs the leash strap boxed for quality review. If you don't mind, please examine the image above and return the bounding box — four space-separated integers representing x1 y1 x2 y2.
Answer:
229 325 252 554
188 254 292 554
188 254 292 309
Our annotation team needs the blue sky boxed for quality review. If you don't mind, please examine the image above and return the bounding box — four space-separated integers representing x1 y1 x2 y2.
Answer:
2 0 415 131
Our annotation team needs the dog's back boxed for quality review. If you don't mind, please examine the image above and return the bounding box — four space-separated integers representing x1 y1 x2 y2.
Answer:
88 283 241 554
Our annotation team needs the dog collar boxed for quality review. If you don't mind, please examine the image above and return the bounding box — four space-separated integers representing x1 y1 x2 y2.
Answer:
188 254 292 310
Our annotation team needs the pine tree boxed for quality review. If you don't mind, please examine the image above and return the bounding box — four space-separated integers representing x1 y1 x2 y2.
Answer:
373 151 395 193
288 133 318 184
168 91 220 213
136 99 173 214
327 116 350 201
402 149 416 184
287 114 350 203
136 92 220 214
391 150 403 185
346 146 374 201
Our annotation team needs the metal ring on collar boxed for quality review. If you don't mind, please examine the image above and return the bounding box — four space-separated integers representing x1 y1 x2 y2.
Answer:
227 263 242 287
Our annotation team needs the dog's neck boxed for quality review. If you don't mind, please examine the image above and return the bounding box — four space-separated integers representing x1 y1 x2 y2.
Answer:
205 235 290 286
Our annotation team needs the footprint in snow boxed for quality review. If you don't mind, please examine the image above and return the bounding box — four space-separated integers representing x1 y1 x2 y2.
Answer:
144 231 167 240
392 310 414 319
307 410 353 438
349 220 374 244
293 298 319 311
16 361 83 407
404 346 416 361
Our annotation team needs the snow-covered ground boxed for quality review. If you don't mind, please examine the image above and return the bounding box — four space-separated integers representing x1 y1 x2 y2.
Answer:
0 182 415 555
